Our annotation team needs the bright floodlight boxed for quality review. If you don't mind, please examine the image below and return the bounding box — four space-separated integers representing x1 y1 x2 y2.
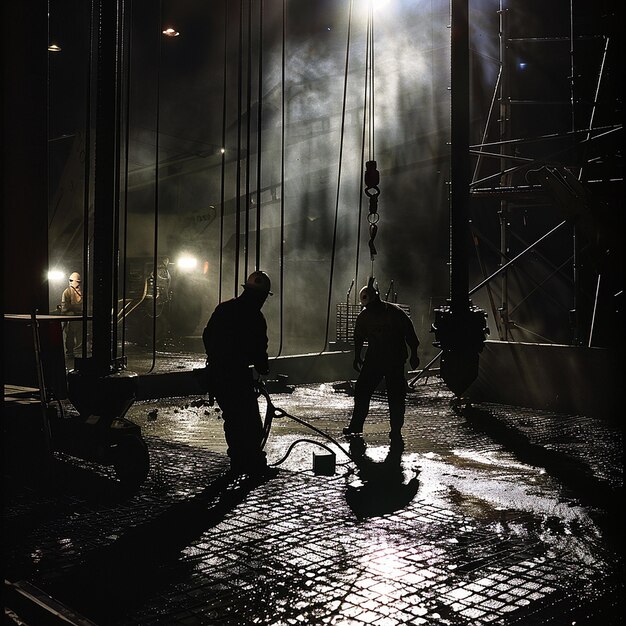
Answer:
177 255 198 270
360 0 390 12
162 27 180 37
47 269 66 281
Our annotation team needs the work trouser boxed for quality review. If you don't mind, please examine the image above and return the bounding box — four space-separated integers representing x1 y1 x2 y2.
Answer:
212 367 267 472
63 320 83 356
349 358 407 434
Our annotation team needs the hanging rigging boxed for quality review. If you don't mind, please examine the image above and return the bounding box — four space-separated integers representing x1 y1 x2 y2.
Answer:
363 1 380 281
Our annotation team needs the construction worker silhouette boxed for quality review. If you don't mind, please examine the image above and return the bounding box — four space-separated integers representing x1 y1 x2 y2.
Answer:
343 278 420 439
203 271 276 477
61 272 83 357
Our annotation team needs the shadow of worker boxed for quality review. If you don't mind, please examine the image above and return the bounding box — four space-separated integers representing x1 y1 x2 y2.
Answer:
345 435 420 520
45 470 271 624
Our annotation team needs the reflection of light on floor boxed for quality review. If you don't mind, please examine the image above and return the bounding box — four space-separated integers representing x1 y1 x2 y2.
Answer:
339 510 599 624
344 540 446 623
280 383 356 412
413 451 590 524
408 451 608 592
451 448 540 471
362 542 411 579
361 445 389 462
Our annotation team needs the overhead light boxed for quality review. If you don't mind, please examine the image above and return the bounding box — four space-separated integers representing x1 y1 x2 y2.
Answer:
162 27 180 37
360 0 390 12
48 43 62 52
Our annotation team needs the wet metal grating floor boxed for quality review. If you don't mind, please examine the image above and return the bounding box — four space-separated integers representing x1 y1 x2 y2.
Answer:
3 379 623 625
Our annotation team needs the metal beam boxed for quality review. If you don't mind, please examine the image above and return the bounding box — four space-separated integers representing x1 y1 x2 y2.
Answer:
450 0 470 313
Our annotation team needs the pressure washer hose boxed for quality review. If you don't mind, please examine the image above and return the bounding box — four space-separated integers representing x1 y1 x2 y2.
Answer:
256 381 360 469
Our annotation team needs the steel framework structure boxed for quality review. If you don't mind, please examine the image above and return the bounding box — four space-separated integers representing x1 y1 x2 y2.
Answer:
467 0 622 349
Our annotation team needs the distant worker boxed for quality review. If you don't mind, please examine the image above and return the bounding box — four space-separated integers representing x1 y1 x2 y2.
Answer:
61 272 83 358
202 271 277 479
343 278 420 439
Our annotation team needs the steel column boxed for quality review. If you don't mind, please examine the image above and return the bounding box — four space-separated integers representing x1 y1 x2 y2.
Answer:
91 0 121 374
431 0 489 398
450 0 471 314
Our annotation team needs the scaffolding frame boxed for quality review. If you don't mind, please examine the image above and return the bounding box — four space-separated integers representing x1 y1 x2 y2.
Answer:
467 0 622 348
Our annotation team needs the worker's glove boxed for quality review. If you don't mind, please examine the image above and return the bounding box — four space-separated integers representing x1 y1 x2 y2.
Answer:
409 354 420 370
353 357 363 372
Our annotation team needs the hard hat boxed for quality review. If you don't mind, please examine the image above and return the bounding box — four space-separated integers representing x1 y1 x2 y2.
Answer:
69 272 81 284
359 284 379 307
243 270 273 295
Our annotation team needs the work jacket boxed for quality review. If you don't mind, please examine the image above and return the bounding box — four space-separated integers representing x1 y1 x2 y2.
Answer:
203 294 269 375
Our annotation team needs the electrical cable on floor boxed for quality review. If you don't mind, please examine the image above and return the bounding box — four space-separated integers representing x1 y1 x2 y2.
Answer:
269 439 352 468
256 381 360 468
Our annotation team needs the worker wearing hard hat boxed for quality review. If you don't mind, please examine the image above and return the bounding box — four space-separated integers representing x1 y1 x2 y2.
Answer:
343 277 420 440
203 271 276 479
61 272 83 358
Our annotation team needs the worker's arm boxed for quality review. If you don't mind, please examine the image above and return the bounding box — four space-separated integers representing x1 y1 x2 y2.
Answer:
353 317 365 372
60 289 71 314
252 313 270 375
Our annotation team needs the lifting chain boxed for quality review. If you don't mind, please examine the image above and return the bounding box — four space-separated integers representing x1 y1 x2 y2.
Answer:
364 160 380 260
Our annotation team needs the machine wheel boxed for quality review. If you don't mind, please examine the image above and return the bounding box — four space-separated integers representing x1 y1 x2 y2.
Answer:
112 434 150 488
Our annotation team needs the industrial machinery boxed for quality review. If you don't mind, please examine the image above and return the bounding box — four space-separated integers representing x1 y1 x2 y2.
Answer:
3 313 150 489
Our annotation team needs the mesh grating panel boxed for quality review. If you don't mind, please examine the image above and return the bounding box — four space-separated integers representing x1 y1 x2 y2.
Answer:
335 302 411 345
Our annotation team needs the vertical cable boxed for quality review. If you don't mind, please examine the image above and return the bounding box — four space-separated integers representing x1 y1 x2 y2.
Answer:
498 0 509 339
147 0 162 374
369 3 375 162
234 0 244 296
369 5 375 280
120 0 133 357
354 15 371 302
275 0 286 358
569 0 577 340
255 0 264 270
244 0 253 276
218 0 228 302
569 0 575 134
111 0 124 361
47 0 51 314
81 0 96 357
322 0 354 352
